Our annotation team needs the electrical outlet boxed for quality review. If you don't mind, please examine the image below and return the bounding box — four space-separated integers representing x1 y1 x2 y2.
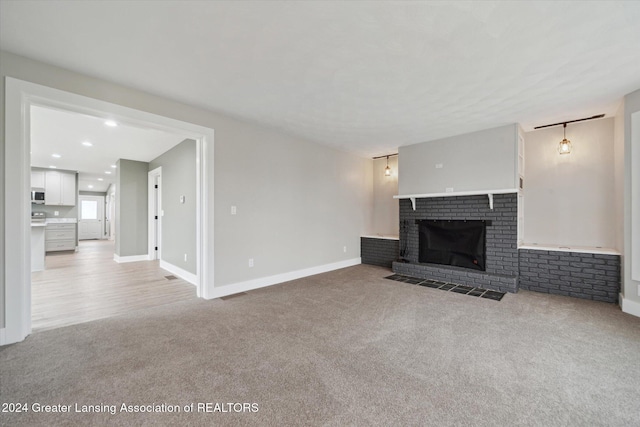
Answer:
435 163 443 169
445 187 454 193
231 206 237 215
343 246 347 253
54 211 59 216
180 195 185 204
249 258 254 268
184 253 187 262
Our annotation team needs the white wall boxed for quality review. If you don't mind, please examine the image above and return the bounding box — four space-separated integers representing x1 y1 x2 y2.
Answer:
371 156 399 236
523 118 616 248
0 51 373 332
398 124 518 195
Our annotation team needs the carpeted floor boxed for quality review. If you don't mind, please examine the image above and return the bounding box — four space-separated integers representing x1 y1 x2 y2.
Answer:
1 264 639 426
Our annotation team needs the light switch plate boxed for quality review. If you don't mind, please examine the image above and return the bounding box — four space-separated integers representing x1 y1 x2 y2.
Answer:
435 163 443 169
231 206 237 215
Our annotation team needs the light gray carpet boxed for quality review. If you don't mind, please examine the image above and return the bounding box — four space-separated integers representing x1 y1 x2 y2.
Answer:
2 265 639 426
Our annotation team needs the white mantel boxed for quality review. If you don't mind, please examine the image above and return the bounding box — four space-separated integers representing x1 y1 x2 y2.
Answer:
394 188 518 210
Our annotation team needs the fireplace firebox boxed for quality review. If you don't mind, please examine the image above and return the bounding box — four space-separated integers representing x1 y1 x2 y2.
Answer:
418 220 487 271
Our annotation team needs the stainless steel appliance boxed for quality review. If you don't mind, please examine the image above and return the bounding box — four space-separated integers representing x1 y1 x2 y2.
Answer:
31 212 46 223
31 188 45 204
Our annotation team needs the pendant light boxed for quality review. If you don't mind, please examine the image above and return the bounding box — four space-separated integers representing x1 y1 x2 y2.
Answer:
534 114 605 156
373 153 397 177
558 123 572 155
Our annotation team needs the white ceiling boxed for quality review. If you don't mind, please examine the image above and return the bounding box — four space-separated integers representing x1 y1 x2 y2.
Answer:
3 1 640 157
30 105 187 192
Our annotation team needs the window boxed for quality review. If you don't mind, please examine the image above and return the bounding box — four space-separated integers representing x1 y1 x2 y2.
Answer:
81 200 98 220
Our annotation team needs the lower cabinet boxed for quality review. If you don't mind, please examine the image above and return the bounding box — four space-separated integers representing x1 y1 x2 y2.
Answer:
45 223 76 252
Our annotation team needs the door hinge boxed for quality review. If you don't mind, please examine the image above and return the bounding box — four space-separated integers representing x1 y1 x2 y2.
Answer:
155 185 158 189
155 215 158 220
155 246 158 251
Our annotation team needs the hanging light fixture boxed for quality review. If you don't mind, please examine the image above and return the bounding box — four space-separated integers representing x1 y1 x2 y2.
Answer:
534 114 605 156
373 153 398 177
558 123 572 155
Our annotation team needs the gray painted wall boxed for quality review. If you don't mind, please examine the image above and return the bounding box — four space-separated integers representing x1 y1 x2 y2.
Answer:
149 139 197 274
614 104 625 255
623 89 640 306
214 125 372 286
1 50 373 329
398 124 518 195
115 159 149 257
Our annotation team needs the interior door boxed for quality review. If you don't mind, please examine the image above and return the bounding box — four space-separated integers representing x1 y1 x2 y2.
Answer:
78 196 104 240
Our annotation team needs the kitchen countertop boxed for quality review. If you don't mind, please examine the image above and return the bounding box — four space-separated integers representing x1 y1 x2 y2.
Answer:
45 218 77 224
31 222 47 227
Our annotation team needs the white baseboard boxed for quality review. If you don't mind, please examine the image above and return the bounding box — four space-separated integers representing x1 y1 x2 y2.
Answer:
620 294 640 318
160 260 197 286
113 254 149 263
207 257 361 300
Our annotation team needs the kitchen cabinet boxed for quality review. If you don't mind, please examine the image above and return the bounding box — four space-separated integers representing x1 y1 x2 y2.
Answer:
45 170 76 206
31 170 45 189
45 223 76 252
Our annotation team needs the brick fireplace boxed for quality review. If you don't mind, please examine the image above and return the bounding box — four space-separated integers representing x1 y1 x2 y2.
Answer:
392 193 519 293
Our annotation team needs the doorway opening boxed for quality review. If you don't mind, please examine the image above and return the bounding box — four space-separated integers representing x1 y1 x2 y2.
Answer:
148 167 162 261
3 77 214 345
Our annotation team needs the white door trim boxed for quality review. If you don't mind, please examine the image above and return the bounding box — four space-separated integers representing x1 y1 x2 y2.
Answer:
3 77 214 345
148 167 162 261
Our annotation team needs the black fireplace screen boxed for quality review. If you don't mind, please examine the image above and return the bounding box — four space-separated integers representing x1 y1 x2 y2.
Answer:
418 220 486 271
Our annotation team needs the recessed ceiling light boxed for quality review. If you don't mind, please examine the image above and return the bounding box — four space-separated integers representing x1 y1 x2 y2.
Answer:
82 141 93 147
97 178 104 181
105 171 111 175
111 164 117 168
105 120 118 127
52 153 61 158
88 185 94 189
49 165 57 169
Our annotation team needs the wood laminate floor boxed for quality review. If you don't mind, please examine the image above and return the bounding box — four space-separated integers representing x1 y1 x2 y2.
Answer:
31 240 197 332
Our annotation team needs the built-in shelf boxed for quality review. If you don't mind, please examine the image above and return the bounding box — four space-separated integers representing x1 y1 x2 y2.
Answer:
361 235 400 240
393 189 518 211
518 244 621 256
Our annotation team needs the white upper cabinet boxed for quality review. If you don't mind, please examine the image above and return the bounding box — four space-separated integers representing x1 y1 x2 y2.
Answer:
31 170 45 189
44 170 76 206
60 172 76 206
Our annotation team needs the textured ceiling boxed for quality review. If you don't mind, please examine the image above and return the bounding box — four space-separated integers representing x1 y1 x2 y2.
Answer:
2 1 640 157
